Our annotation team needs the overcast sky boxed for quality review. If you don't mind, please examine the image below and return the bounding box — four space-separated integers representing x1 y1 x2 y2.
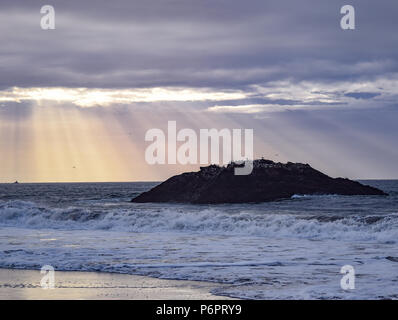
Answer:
0 0 397 182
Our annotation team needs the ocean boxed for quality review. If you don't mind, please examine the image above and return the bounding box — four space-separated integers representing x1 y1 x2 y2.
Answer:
0 181 397 299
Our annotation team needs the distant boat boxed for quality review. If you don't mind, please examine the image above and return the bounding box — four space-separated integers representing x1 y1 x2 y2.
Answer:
13 181 19 184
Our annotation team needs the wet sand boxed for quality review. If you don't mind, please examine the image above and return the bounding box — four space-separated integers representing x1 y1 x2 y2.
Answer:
0 268 233 300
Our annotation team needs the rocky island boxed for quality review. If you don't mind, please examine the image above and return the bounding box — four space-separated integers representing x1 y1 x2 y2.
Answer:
132 159 387 204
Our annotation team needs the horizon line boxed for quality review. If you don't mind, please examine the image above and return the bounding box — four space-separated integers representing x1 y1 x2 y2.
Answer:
1 178 398 184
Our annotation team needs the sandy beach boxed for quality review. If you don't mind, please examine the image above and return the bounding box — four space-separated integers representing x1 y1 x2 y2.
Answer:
0 269 233 300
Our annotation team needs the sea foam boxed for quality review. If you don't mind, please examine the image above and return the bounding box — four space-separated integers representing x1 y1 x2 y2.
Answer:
0 199 397 243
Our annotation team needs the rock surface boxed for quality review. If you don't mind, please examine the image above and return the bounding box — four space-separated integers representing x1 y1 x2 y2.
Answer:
132 159 387 204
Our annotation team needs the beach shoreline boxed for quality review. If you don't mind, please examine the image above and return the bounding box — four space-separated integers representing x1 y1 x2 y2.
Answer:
0 268 234 300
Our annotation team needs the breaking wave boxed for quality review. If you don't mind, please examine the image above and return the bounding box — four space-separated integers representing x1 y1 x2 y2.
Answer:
0 200 397 243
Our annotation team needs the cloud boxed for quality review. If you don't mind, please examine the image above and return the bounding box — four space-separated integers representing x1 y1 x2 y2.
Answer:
0 87 246 107
344 92 381 99
0 101 33 122
0 0 398 90
1 0 398 180
1 76 397 112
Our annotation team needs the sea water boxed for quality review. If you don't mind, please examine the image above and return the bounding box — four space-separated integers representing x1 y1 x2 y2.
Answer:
0 181 397 299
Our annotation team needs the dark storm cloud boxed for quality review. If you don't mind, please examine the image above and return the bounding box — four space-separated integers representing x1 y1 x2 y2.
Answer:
0 0 398 89
344 92 381 99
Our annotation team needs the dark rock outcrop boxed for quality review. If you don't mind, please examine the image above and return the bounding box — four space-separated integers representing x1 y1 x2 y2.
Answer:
132 159 387 204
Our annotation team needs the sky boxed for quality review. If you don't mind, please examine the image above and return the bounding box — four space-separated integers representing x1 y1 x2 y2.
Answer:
0 0 398 182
